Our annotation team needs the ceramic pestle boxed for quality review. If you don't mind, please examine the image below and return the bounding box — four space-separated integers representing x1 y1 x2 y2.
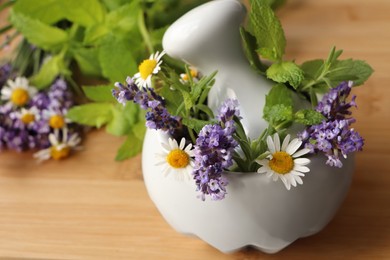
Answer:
162 0 274 139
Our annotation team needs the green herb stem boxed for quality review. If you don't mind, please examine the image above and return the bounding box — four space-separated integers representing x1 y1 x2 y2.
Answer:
138 10 154 54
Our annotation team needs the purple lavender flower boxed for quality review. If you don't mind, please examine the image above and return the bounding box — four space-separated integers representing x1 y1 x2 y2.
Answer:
299 81 364 167
193 99 239 201
113 77 180 135
0 77 77 152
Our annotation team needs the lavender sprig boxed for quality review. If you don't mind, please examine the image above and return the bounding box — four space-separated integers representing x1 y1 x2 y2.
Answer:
113 77 181 135
193 99 239 201
299 81 364 167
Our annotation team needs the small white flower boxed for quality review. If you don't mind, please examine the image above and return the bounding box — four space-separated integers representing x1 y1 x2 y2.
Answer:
134 51 165 88
11 106 40 126
256 133 311 190
42 108 71 129
180 67 199 83
155 137 195 181
33 128 81 162
1 77 37 106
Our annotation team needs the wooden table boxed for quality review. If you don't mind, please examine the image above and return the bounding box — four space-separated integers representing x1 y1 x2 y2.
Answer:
1 0 389 259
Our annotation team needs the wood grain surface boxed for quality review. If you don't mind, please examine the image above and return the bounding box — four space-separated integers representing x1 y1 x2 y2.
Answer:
0 0 389 259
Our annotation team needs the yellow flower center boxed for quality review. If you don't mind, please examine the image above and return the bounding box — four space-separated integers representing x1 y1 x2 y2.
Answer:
49 115 65 129
11 88 29 106
50 146 71 160
166 149 190 168
269 151 294 174
21 113 35 124
139 59 157 80
182 69 198 81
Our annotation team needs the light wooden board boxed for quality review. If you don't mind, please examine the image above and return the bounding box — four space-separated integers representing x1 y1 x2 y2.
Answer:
0 0 389 259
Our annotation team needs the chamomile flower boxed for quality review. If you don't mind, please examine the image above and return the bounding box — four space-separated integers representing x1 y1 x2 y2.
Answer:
1 77 37 106
12 106 40 126
134 51 165 88
180 67 199 83
33 128 81 162
256 133 311 190
155 137 195 180
43 108 71 129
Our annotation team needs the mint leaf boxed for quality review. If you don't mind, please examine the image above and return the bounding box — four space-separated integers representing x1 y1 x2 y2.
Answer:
67 103 112 128
263 104 293 125
294 109 325 125
13 0 64 24
10 10 68 51
240 27 266 73
30 55 67 89
182 118 212 133
99 36 138 82
73 48 102 76
300 59 324 80
107 2 140 34
102 0 129 11
82 85 115 102
263 84 294 128
106 106 131 136
266 61 304 89
264 84 293 107
328 59 373 86
115 131 143 161
249 0 286 61
84 24 110 45
60 0 106 27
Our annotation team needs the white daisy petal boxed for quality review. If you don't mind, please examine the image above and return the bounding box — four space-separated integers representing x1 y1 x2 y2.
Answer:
179 137 186 150
293 164 310 173
292 148 311 158
156 136 194 181
256 133 311 191
289 174 297 187
294 158 311 165
281 134 290 151
273 133 280 152
266 135 276 154
280 175 291 190
286 138 302 155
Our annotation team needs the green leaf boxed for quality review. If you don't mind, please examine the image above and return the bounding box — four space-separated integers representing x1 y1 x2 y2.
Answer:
60 0 106 27
73 48 102 76
84 24 110 45
328 59 373 86
132 120 146 140
82 85 115 102
181 90 193 112
182 118 212 133
263 84 294 127
115 131 143 161
294 109 325 125
106 106 131 136
240 27 266 73
13 0 64 24
107 1 140 33
10 10 68 51
67 103 112 128
249 0 286 61
99 36 138 82
102 0 129 11
30 55 66 89
123 102 140 126
300 59 324 80
266 61 305 89
263 104 293 125
264 84 293 107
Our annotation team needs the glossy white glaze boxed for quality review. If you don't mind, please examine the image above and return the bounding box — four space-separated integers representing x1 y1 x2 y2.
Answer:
142 129 354 253
163 0 276 139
